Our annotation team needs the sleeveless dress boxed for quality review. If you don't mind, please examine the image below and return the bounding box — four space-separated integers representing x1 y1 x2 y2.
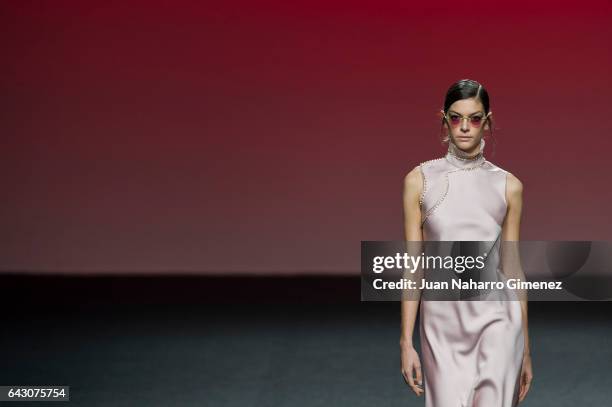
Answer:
417 144 525 407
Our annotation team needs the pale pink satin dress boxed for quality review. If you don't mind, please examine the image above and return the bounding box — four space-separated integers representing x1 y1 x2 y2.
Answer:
418 145 525 407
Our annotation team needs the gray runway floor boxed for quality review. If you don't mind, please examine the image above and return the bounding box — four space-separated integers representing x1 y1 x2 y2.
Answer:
1 302 610 406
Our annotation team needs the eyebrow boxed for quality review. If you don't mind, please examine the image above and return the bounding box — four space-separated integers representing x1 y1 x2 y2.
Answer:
448 110 484 116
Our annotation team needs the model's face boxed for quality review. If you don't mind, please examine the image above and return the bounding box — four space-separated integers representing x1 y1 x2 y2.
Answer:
444 98 491 152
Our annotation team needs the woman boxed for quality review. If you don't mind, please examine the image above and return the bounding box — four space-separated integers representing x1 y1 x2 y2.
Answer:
400 79 533 406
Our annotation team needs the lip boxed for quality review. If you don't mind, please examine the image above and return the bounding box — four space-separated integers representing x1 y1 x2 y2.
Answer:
456 136 472 140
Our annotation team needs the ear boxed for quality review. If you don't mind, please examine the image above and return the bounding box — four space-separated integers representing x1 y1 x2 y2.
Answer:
438 109 448 128
484 111 493 130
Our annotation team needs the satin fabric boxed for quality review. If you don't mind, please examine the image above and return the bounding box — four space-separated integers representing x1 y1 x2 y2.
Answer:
418 147 525 407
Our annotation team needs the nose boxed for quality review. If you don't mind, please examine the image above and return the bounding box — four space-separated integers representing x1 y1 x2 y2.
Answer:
460 118 470 132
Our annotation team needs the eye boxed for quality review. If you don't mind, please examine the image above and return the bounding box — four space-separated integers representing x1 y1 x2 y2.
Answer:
470 116 483 125
449 115 461 124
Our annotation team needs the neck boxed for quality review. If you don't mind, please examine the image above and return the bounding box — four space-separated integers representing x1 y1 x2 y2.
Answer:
445 138 486 169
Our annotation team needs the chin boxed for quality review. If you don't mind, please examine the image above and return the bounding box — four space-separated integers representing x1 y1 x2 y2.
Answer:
454 139 478 150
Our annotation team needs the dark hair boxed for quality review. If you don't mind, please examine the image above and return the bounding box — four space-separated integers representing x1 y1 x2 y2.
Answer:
443 78 490 114
439 79 496 154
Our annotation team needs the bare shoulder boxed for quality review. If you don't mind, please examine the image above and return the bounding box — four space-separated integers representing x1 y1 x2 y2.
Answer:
505 172 523 208
404 165 423 193
506 172 523 195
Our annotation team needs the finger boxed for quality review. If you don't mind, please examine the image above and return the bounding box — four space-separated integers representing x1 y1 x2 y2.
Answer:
411 367 424 396
401 369 410 385
519 387 528 403
415 365 423 386
522 381 531 399
406 369 416 389
518 383 525 402
519 379 531 402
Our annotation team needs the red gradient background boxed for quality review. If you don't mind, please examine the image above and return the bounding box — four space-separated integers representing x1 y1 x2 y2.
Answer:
2 1 612 274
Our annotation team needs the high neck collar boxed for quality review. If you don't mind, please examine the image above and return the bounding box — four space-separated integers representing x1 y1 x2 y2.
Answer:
445 138 486 169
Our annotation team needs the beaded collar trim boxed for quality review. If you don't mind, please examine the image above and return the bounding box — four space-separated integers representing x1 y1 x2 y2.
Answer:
445 138 486 169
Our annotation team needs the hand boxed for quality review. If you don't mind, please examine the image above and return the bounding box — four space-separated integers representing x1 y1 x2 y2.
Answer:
518 353 533 403
400 343 424 396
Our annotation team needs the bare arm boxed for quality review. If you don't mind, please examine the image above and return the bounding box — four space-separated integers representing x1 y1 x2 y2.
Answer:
400 166 424 396
502 172 533 402
501 173 530 354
